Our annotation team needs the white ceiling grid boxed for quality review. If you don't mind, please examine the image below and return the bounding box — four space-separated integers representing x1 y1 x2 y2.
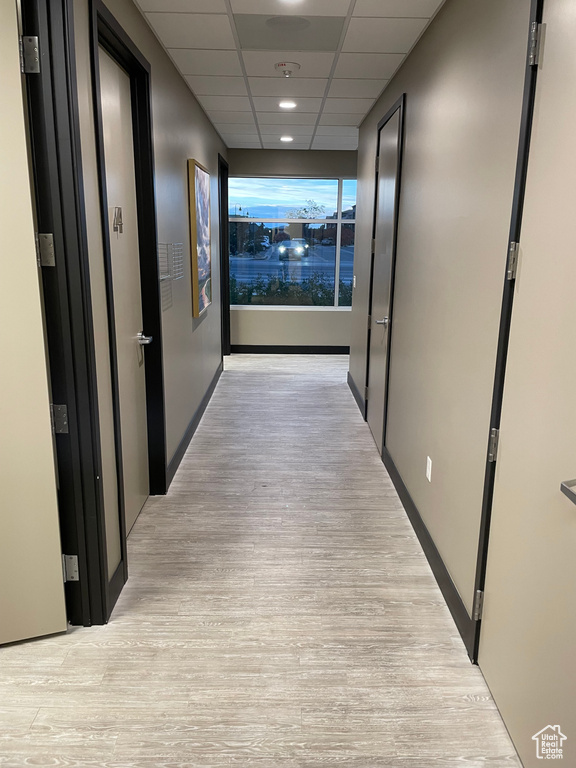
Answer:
135 0 446 150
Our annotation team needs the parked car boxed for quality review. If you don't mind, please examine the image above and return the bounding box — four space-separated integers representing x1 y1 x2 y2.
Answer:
278 239 309 261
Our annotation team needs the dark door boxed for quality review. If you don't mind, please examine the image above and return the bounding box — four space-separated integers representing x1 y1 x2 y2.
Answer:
366 98 405 454
219 155 231 356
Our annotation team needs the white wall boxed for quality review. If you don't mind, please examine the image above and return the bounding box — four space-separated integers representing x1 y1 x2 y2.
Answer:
0 0 66 645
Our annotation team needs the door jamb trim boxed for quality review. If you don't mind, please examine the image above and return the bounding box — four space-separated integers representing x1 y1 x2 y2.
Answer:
218 154 231 357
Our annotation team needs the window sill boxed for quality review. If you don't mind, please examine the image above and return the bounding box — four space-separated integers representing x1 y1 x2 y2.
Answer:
230 305 352 312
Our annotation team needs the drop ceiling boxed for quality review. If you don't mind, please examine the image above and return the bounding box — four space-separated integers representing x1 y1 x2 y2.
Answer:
134 0 446 150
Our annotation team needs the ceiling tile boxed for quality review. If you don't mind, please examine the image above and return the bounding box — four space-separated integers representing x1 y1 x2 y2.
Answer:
257 111 317 125
323 98 375 114
196 95 252 111
185 76 248 95
328 78 386 99
319 113 362 126
169 49 241 75
249 77 328 97
262 140 311 149
343 17 428 53
136 0 226 11
315 125 359 137
206 110 257 124
146 13 234 49
312 137 358 149
242 50 335 79
235 14 345 52
334 52 404 79
215 122 260 134
252 96 322 112
259 125 314 136
231 0 351 16
220 133 261 142
354 0 443 17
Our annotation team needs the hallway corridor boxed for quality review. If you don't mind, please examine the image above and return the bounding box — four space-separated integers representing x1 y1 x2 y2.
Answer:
0 356 519 766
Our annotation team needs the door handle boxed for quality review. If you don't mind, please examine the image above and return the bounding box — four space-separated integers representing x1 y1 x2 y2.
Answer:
374 317 389 326
136 331 153 346
113 206 123 234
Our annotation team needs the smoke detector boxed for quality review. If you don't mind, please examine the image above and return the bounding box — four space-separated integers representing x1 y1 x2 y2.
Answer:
275 62 301 78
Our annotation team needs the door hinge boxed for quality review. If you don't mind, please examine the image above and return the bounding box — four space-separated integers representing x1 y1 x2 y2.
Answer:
36 233 55 267
528 22 542 67
473 589 484 621
62 554 79 582
50 404 69 434
367 314 371 331
364 386 369 401
488 428 499 463
506 241 519 280
375 156 379 174
20 36 40 74
371 238 376 253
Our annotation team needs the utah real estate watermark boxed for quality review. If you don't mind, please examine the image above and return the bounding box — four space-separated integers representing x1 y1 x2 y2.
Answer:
532 725 567 760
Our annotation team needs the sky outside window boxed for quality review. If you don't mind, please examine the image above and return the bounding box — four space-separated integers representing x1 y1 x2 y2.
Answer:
229 178 339 220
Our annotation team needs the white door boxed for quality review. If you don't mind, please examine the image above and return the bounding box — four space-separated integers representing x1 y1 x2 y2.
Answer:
99 47 149 533
478 2 576 766
367 108 402 454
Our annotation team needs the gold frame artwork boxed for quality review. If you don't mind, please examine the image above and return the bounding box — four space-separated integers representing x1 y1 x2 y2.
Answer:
188 159 212 317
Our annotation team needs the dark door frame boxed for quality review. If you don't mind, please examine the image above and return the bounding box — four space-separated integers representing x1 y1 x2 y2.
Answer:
21 0 107 625
364 94 406 432
218 154 231 356
472 0 544 661
21 0 167 626
91 0 166 496
89 0 167 608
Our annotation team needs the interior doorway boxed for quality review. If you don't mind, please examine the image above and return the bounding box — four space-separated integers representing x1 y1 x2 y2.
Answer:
90 1 167 612
97 47 149 535
366 96 405 455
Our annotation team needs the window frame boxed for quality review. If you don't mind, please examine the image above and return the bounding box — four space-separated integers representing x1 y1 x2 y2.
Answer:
228 176 356 309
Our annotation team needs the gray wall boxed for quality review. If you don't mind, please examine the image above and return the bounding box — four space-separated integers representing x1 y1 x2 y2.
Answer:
228 149 357 348
0 0 66 644
75 0 227 467
231 308 351 347
228 149 357 178
350 0 529 613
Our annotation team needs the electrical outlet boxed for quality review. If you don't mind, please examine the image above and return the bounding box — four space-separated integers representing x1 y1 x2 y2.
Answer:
426 456 432 482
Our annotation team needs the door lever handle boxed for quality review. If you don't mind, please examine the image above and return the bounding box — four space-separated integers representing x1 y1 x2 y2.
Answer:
136 331 153 346
374 317 389 326
113 206 123 234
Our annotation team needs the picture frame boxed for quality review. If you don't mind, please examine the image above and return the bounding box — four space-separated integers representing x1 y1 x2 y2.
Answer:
188 159 211 317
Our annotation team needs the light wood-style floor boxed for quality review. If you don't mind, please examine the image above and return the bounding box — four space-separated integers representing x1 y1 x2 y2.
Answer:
0 355 520 767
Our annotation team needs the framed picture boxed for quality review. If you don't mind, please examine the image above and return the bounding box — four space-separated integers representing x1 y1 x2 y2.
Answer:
188 159 211 317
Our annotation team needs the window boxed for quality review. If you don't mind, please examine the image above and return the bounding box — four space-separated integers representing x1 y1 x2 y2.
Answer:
229 177 356 307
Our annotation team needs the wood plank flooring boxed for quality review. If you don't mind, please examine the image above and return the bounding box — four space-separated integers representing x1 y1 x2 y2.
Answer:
0 355 521 767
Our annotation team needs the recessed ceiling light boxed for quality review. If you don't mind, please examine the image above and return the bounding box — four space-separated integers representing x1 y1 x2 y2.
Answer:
279 101 297 110
280 136 294 143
